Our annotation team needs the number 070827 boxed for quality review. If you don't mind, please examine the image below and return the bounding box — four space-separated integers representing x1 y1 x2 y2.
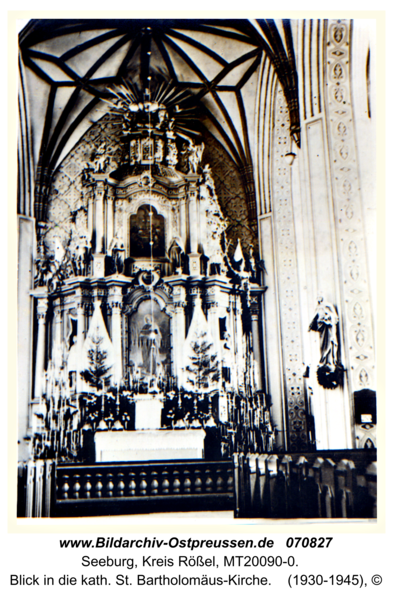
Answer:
286 537 333 548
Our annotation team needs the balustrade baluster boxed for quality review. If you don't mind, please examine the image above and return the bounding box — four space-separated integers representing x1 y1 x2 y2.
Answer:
193 468 203 494
161 469 170 494
172 469 181 494
106 473 115 497
72 474 81 499
83 474 92 499
95 473 103 498
204 468 213 493
117 472 125 497
182 468 191 494
61 475 70 499
150 470 159 495
128 471 137 496
139 470 148 496
215 467 224 493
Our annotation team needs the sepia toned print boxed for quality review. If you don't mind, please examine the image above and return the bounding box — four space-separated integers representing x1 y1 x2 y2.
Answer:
17 19 376 519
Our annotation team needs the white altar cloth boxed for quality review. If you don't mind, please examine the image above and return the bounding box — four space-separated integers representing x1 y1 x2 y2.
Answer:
95 429 206 462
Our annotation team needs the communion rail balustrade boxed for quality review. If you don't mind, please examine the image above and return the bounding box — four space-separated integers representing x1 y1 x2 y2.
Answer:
17 450 376 518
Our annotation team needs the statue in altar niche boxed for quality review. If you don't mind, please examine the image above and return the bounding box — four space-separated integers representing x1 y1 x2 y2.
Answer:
70 220 91 277
139 315 162 377
129 299 170 385
109 230 125 274
309 294 344 389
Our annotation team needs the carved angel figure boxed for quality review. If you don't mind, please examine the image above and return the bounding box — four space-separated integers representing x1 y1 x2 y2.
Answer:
181 140 204 173
202 164 216 196
166 140 178 166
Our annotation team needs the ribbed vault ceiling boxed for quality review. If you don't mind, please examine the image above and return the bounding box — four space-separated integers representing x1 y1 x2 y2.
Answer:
19 19 300 224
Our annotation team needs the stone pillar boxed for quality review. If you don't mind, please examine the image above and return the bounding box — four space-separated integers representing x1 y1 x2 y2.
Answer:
18 216 35 460
34 297 48 399
108 287 123 385
270 84 309 452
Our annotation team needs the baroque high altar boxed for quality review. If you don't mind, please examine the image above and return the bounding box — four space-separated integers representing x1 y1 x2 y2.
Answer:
31 85 272 463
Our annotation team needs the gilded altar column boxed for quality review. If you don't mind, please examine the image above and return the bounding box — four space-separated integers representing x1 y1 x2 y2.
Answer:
106 186 114 250
87 188 94 240
91 181 106 276
94 181 105 254
75 294 86 393
250 296 263 391
34 297 48 399
205 286 222 364
188 184 198 253
179 197 187 242
108 287 123 385
172 285 187 384
52 299 62 367
233 294 244 390
187 180 201 275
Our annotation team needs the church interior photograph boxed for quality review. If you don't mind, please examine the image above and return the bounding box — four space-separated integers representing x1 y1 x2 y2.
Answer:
16 18 377 519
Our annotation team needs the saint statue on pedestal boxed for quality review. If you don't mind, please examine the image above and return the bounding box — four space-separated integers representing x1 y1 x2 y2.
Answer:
139 315 162 376
309 295 343 388
109 231 125 273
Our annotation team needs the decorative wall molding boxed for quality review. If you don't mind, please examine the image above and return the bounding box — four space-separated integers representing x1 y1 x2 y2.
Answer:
324 19 375 392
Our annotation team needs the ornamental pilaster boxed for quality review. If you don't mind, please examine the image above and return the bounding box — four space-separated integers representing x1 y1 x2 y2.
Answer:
324 19 375 394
